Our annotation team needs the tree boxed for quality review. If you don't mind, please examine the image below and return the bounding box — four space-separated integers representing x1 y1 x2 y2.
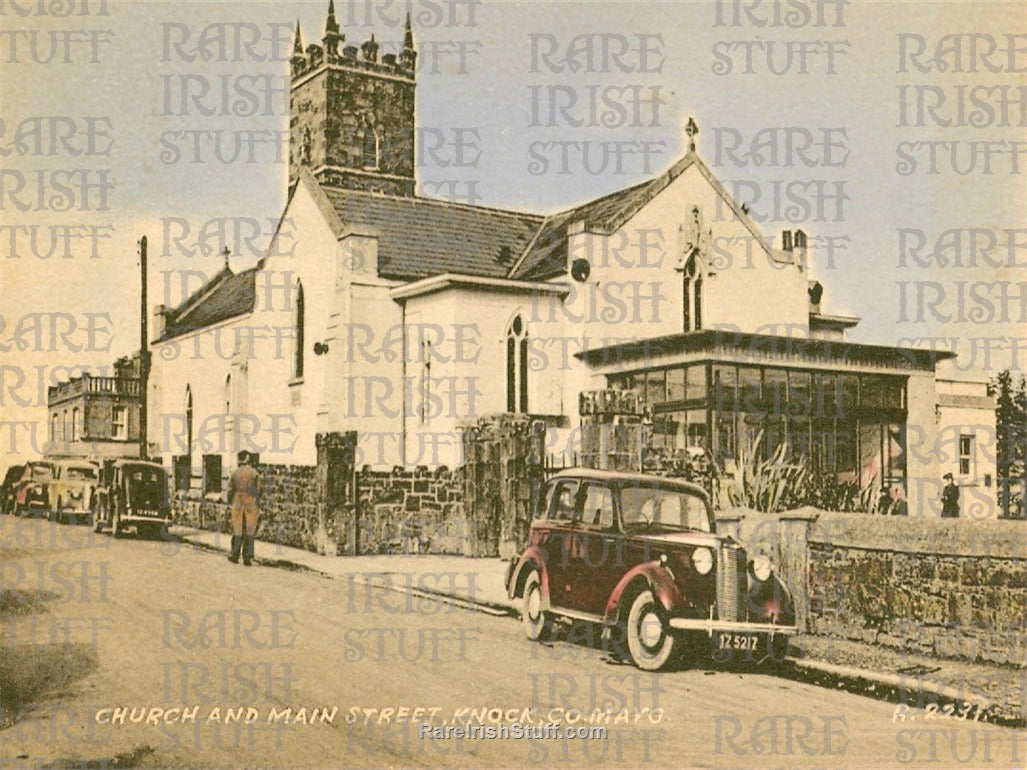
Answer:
992 370 1026 518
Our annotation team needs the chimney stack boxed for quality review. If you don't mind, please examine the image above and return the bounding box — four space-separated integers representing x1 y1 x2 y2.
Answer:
152 304 167 342
782 230 793 252
794 229 808 265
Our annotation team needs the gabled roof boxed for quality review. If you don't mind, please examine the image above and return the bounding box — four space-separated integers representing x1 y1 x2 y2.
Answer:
157 150 787 340
157 266 258 342
320 186 544 280
508 152 775 281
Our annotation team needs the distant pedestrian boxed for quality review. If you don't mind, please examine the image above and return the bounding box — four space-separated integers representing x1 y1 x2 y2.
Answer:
228 451 262 565
888 484 908 516
877 487 891 515
940 473 959 519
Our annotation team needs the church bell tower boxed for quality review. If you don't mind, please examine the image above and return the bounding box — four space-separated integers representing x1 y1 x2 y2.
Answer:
289 1 417 196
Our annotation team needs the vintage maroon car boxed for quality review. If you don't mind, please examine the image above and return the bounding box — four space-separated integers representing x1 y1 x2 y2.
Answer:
12 461 54 517
507 468 796 671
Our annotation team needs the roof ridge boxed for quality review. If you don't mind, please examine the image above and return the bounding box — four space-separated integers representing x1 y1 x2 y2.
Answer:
320 184 543 221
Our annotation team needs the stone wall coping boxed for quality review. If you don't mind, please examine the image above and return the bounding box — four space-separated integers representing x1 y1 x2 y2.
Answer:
716 506 820 523
808 511 1027 560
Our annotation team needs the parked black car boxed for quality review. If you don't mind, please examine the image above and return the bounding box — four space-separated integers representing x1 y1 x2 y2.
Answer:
1 463 25 515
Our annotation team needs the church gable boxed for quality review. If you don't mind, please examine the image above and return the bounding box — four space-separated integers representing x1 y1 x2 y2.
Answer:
155 266 257 342
509 146 779 282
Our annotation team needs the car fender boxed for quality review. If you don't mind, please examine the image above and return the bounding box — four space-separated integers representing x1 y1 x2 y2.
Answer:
603 561 683 626
507 547 550 609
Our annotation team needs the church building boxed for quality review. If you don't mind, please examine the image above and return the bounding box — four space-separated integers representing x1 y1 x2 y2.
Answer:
146 3 995 517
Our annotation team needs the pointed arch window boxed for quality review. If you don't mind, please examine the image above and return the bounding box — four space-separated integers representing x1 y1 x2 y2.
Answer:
184 386 193 462
71 407 81 441
361 119 379 170
224 374 232 414
506 315 529 413
294 282 305 379
683 256 703 332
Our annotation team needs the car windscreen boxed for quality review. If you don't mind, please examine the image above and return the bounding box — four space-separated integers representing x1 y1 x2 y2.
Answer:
31 464 53 479
66 467 97 480
619 484 710 532
126 468 167 508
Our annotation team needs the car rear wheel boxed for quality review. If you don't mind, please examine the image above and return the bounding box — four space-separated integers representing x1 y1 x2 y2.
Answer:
626 589 677 671
521 570 554 641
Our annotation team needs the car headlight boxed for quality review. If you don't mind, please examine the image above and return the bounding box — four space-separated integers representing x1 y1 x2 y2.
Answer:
691 547 713 575
752 555 773 582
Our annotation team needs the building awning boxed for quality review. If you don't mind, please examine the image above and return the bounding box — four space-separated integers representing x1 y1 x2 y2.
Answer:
575 330 955 373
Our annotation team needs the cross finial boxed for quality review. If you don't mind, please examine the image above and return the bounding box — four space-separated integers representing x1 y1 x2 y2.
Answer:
685 117 698 152
222 245 231 270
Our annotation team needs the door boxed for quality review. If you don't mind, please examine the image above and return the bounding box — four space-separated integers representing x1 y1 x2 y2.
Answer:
567 482 619 615
543 478 578 610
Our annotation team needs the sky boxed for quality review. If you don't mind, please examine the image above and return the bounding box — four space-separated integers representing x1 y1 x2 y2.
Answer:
1 0 1024 465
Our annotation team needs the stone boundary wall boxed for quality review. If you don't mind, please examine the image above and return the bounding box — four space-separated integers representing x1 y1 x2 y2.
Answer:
355 466 467 555
172 463 467 556
720 509 1026 666
172 463 320 551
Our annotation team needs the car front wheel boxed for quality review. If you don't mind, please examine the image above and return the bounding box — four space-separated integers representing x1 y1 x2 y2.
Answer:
521 570 553 641
626 589 677 671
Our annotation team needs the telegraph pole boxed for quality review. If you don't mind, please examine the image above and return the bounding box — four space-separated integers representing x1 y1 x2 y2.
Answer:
139 236 149 460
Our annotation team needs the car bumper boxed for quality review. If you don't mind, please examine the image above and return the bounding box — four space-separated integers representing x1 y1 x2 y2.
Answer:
667 618 797 636
120 515 170 525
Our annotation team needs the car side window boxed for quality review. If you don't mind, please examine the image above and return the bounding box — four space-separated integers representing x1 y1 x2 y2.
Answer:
683 493 710 530
580 484 614 529
549 480 579 521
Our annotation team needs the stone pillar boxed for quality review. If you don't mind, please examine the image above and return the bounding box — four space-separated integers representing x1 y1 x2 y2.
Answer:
578 390 644 471
316 431 357 555
461 415 545 556
729 507 820 631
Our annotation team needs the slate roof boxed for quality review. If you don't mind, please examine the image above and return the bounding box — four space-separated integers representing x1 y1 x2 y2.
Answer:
321 187 544 280
506 176 661 281
157 151 767 337
158 266 258 341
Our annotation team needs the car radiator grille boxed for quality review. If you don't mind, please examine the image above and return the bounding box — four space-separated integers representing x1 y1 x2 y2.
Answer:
716 543 747 622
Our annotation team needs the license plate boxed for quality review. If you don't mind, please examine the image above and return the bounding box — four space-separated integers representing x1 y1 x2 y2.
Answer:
714 632 764 653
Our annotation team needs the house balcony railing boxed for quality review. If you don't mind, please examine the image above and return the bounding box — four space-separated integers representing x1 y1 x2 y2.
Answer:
48 374 141 404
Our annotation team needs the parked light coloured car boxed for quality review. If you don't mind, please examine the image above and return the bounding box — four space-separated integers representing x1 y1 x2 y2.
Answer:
48 459 100 525
507 468 797 671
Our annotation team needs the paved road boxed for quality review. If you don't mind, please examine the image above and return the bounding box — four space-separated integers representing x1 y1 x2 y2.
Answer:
0 516 1021 769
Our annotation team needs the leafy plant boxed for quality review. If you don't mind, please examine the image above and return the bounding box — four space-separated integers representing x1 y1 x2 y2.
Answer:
716 431 877 514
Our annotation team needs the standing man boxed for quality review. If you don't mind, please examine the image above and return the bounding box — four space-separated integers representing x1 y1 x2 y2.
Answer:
888 484 908 516
228 451 262 565
940 472 960 519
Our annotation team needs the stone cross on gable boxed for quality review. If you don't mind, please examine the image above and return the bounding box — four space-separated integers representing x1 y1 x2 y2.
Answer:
678 204 711 274
685 117 698 152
